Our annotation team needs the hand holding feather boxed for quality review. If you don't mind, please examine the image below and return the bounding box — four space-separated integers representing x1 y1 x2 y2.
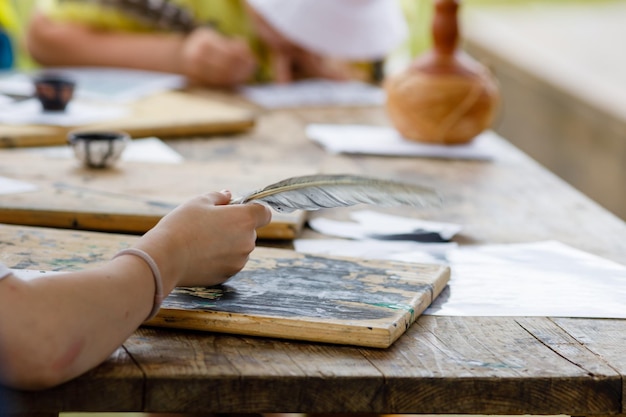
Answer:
230 174 441 213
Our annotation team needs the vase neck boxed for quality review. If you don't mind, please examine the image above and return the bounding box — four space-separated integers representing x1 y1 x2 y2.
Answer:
410 0 477 75
433 0 459 57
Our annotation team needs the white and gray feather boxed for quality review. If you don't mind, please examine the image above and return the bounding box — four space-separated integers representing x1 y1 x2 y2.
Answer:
230 174 441 213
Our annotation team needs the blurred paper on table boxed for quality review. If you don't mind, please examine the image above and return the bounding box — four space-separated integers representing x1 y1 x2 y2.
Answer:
120 138 184 163
307 123 496 160
0 176 38 195
240 79 385 108
0 99 128 126
308 210 462 242
425 241 626 318
295 238 455 265
21 137 184 164
299 209 459 267
0 94 13 106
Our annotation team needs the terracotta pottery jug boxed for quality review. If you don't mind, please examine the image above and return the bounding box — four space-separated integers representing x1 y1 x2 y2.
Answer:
384 0 499 144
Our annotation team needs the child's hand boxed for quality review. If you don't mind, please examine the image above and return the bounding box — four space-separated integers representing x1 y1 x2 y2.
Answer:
135 191 272 292
180 27 257 87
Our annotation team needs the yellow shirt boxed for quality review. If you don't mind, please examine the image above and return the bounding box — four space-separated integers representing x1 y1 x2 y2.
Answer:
37 0 276 81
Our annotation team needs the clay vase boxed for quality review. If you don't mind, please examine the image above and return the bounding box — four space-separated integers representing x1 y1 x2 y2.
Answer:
384 0 499 145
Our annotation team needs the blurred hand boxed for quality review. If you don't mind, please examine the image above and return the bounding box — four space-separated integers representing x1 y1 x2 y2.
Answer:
180 27 257 87
136 191 272 291
246 4 353 83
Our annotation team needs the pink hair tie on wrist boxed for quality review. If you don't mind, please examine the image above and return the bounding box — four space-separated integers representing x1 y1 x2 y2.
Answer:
113 248 164 321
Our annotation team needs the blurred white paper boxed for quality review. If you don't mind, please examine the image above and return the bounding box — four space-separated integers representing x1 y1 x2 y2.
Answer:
425 241 626 318
0 176 38 195
294 238 455 265
352 210 461 240
0 94 13 106
294 238 626 319
0 68 186 102
307 123 495 160
240 79 385 108
309 210 462 241
23 137 183 164
121 138 184 163
0 98 128 126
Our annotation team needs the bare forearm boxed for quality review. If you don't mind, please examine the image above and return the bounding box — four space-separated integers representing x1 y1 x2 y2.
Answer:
0 257 155 390
26 12 258 87
27 12 185 74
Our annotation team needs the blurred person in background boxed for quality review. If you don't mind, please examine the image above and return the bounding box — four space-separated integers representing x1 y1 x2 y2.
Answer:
25 0 409 88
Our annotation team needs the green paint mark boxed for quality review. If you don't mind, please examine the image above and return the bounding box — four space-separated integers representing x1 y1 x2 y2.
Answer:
368 303 415 321
466 360 523 369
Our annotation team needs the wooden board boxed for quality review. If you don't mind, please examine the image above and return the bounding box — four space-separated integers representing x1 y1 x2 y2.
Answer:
0 222 449 348
0 152 313 239
148 248 450 348
0 89 256 148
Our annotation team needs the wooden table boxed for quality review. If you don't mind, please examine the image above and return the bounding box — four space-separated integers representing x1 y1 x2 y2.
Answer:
1 101 626 416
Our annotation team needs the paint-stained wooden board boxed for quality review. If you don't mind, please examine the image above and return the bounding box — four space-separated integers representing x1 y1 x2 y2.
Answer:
0 153 313 239
0 89 256 148
149 249 449 348
0 222 449 348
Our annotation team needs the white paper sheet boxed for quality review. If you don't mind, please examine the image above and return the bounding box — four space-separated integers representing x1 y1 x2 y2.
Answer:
0 94 13 106
239 79 385 108
424 241 626 318
22 137 184 164
0 98 128 126
308 210 462 241
0 68 186 103
306 123 496 160
0 176 38 195
295 238 455 265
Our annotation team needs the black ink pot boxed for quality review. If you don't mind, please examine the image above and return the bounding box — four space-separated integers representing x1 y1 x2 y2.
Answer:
68 130 130 169
33 73 76 112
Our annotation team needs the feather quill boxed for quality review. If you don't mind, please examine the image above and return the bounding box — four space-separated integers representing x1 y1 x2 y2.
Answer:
230 174 441 213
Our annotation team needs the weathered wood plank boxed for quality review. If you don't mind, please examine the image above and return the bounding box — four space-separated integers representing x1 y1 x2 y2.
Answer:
147 248 449 348
360 316 620 415
0 223 134 271
124 316 624 415
0 153 311 239
0 89 255 148
553 318 626 414
125 327 387 414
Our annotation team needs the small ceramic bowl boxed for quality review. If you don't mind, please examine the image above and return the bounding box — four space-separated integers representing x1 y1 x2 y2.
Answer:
68 131 130 169
33 73 76 112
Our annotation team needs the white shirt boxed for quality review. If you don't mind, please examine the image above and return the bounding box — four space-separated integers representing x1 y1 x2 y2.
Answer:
0 263 12 280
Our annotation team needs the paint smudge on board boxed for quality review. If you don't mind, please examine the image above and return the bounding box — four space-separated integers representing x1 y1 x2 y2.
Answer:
162 254 432 321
